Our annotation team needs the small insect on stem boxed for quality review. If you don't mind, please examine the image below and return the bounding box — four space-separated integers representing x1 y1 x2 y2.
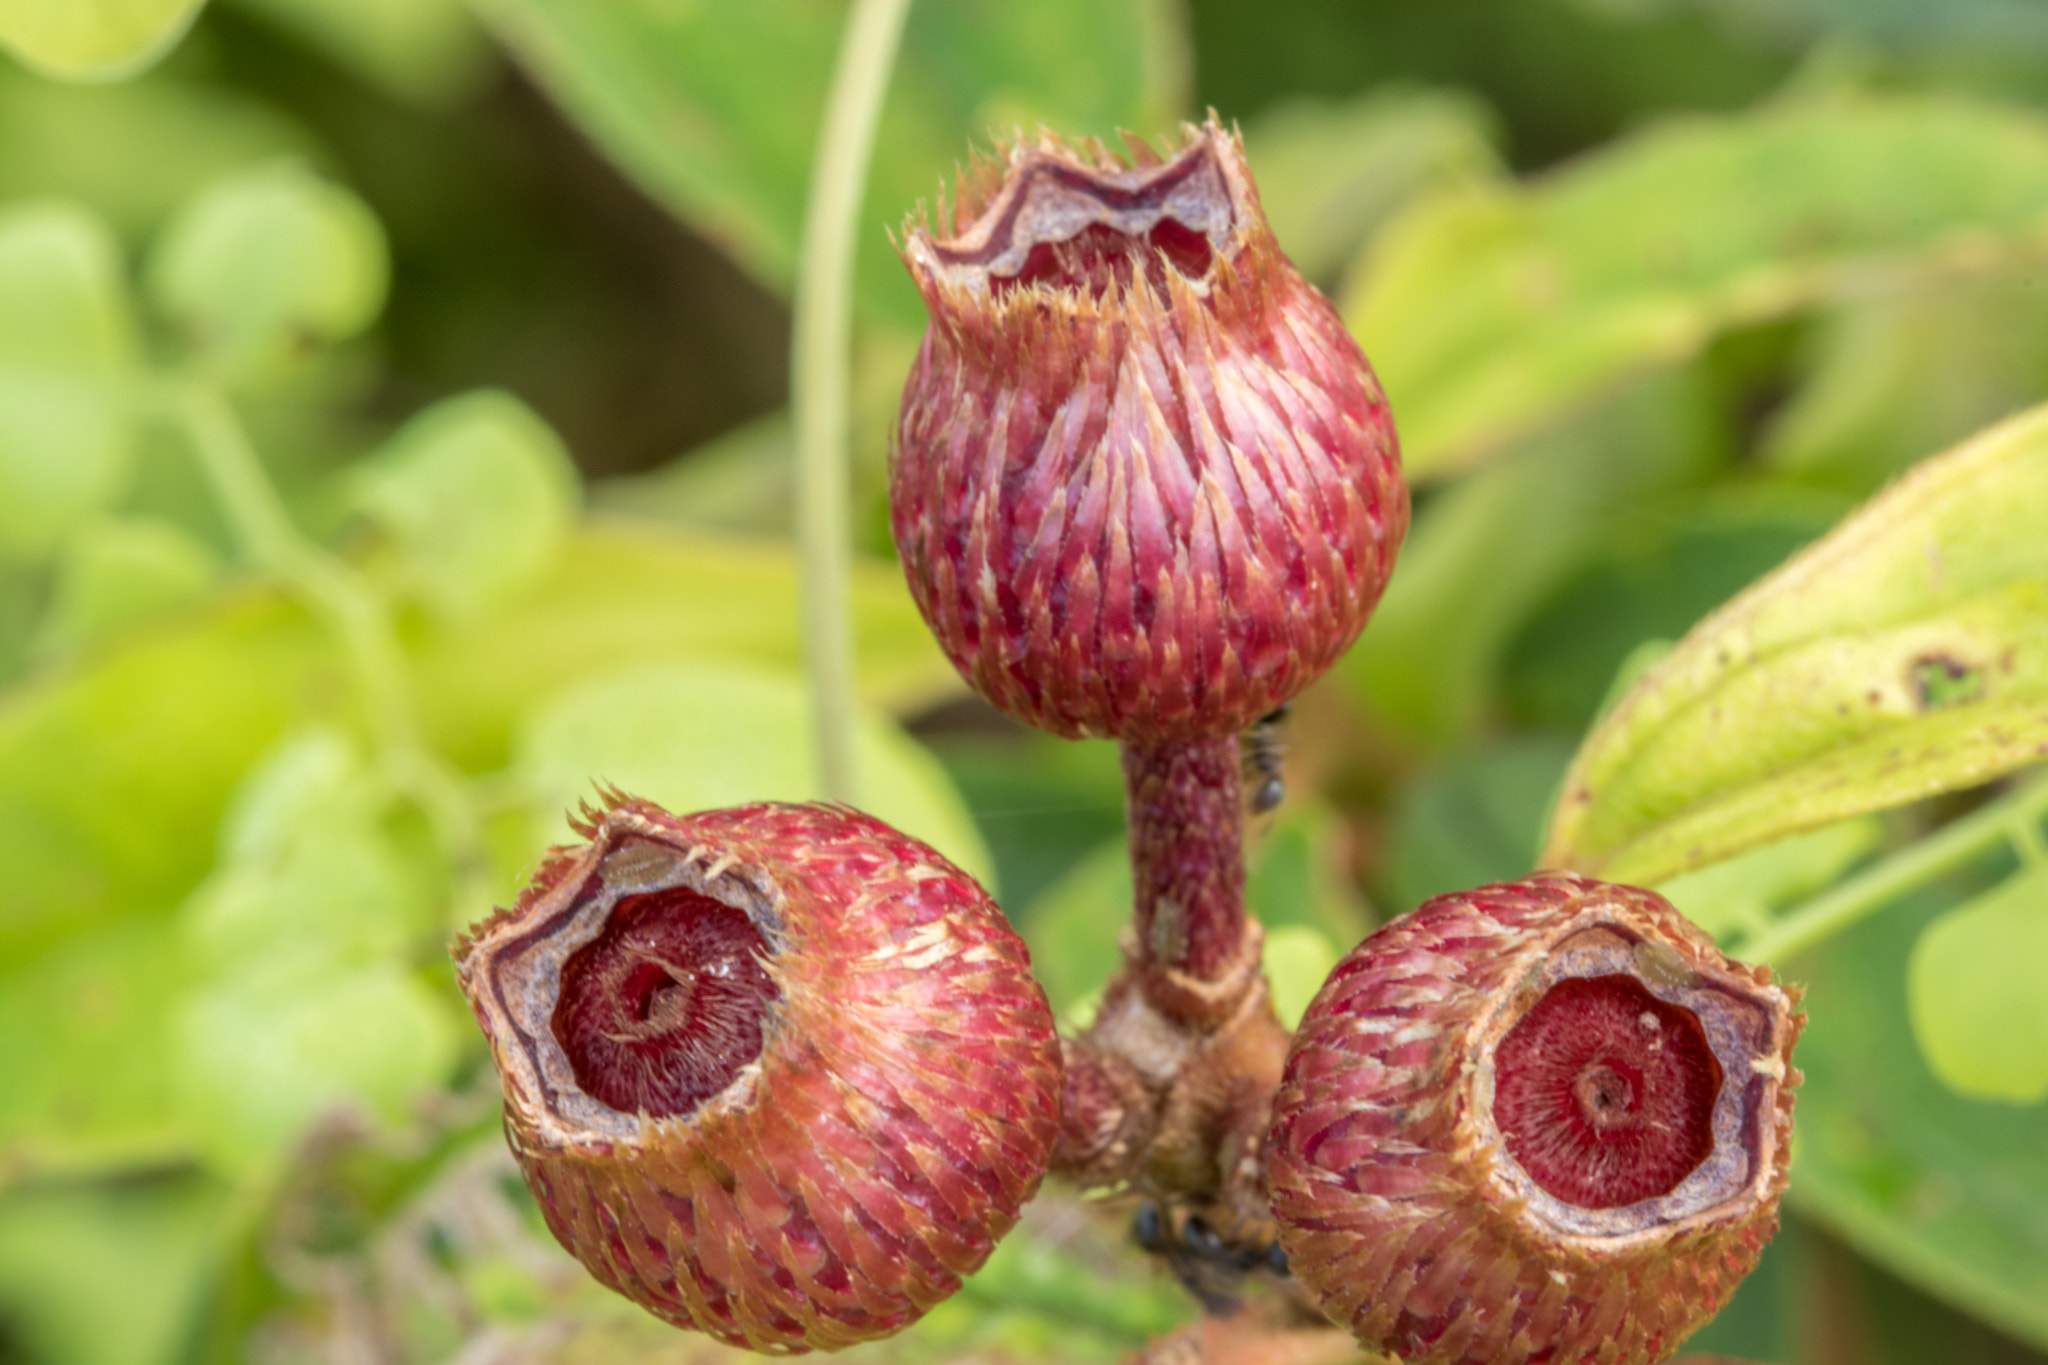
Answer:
1242 705 1291 816
1131 1198 1291 1313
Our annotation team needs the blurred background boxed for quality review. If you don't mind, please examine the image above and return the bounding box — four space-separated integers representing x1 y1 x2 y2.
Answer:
3 0 2048 1361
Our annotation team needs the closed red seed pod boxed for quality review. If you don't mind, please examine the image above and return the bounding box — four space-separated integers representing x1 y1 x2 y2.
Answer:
891 117 1406 743
454 797 1062 1354
1267 874 1803 1365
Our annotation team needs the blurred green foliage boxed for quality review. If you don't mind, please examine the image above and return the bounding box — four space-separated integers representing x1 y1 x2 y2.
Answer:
1 1 2047 1362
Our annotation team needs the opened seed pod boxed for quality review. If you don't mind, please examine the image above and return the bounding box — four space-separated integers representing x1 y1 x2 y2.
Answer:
1267 873 1803 1365
455 797 1062 1354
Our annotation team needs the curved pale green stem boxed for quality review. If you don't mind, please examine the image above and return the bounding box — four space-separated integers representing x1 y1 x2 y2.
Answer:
792 0 912 804
174 382 489 920
1737 771 2048 964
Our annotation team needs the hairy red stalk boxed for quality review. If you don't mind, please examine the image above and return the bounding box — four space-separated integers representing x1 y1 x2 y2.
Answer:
1123 734 1251 1000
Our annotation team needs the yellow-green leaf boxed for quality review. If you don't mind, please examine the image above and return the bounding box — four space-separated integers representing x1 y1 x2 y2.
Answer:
0 0 205 80
516 660 993 890
0 201 137 557
0 919 193 1173
146 161 387 378
1655 816 1881 942
1544 403 2048 885
1242 87 1500 289
1908 866 2048 1104
1349 96 2048 480
354 391 580 624
0 526 956 962
173 961 459 1173
409 527 959 772
32 516 217 656
1791 888 2048 1350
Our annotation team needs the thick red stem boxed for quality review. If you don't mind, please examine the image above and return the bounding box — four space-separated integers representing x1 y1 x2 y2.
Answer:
1122 735 1248 992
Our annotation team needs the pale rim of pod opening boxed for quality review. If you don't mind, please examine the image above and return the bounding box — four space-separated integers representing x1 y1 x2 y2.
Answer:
454 796 1065 1355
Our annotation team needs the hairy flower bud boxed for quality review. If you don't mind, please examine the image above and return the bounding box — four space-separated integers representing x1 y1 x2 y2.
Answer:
892 118 1406 743
1267 874 1802 1365
454 796 1062 1353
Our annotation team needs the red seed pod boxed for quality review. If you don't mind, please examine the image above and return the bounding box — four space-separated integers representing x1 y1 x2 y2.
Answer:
454 796 1062 1354
891 118 1406 743
1266 874 1803 1365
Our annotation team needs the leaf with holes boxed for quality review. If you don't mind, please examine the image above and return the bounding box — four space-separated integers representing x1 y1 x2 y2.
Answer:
1545 403 2048 886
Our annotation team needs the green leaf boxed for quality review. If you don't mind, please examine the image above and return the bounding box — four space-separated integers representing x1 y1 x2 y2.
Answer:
1342 374 1718 746
0 593 336 962
1242 87 1500 289
0 67 315 241
0 1175 228 1365
146 161 388 378
179 729 430 969
1348 96 2048 479
1018 838 1126 1020
912 730 1126 919
943 1210 1193 1352
469 0 1185 332
355 391 581 624
1545 403 2048 886
1500 490 1844 734
1908 865 2048 1104
209 724 369 862
174 961 459 1173
32 515 218 656
1244 800 1372 947
1764 263 2048 497
515 659 993 889
1381 734 1579 916
225 0 487 104
1611 0 2048 48
410 529 958 772
590 411 796 539
0 0 205 80
0 533 953 1175
0 201 137 558
168 728 455 1173
1656 817 1882 941
0 528 956 964
1790 886 2048 1352
0 918 194 1172
1263 924 1340 1030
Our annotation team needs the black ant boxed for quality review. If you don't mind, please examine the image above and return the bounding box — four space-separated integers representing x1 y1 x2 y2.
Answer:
1240 705 1290 817
1131 1198 1290 1313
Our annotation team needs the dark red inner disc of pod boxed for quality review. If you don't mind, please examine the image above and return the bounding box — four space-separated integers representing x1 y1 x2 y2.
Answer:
1492 973 1722 1209
552 886 780 1118
994 220 1214 300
